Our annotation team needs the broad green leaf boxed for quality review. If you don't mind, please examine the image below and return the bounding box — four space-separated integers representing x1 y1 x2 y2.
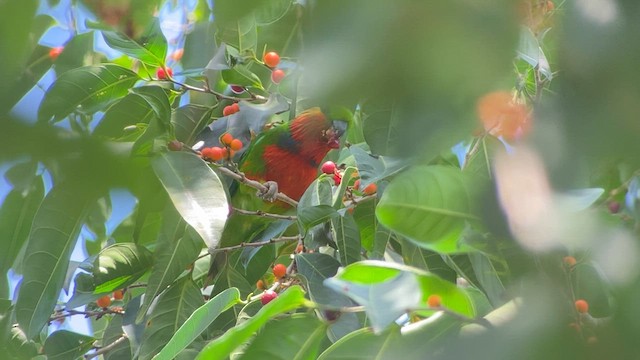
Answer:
350 145 408 188
468 252 507 308
7 326 38 359
238 314 326 360
363 103 400 156
137 227 202 323
0 300 13 351
138 277 205 360
100 18 167 66
16 184 94 339
94 88 164 139
298 178 333 208
93 243 154 293
254 0 292 25
295 253 361 341
196 286 308 360
332 167 358 208
215 17 257 52
43 330 95 360
38 64 140 122
297 205 338 230
331 212 361 265
153 288 241 360
152 152 229 251
172 104 215 145
325 260 475 332
221 65 263 89
376 165 482 253
55 31 95 75
0 181 44 274
103 315 131 360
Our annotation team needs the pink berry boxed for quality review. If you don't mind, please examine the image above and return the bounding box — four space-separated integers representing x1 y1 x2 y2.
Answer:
608 201 620 214
321 161 336 174
230 85 245 94
261 290 278 305
333 173 342 185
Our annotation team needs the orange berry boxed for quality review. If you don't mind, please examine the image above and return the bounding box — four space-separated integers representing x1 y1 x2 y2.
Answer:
271 69 285 84
202 147 224 161
256 279 265 290
156 67 173 80
273 263 287 278
263 51 280 68
353 179 361 190
231 103 240 113
96 295 111 308
575 299 589 314
171 48 184 61
220 132 233 146
221 147 230 159
363 183 377 195
427 294 442 308
222 105 234 116
229 138 243 151
113 290 124 300
295 243 304 254
563 256 577 267
49 46 64 60
476 91 530 141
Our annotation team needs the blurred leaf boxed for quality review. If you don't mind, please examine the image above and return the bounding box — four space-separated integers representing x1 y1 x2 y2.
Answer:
350 145 408 188
100 18 168 66
517 27 552 80
55 31 95 75
376 165 482 253
363 104 400 156
573 263 611 317
196 286 308 360
0 180 44 274
38 64 139 122
103 315 131 360
0 300 12 350
138 277 204 360
93 243 153 294
16 183 94 339
7 326 38 359
214 13 257 52
43 330 95 360
331 212 361 265
152 152 229 251
172 104 215 146
221 65 263 89
238 313 326 360
154 288 241 360
137 227 202 323
254 0 292 25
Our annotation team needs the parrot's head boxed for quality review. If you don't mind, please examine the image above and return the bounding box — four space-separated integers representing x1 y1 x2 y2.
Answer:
323 106 352 149
290 106 352 163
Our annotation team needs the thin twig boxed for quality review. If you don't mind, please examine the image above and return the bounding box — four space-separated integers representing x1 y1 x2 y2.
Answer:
413 306 494 329
49 308 124 323
215 166 299 207
342 194 377 208
233 208 296 220
169 78 266 103
210 235 300 253
84 335 128 360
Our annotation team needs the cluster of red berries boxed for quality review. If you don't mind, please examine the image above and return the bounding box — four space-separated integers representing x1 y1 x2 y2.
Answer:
201 133 243 162
49 46 64 61
263 51 285 84
254 264 288 305
156 66 173 80
222 102 240 116
321 161 343 185
95 289 125 308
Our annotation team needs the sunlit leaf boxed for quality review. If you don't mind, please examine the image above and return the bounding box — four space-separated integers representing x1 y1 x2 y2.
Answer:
100 18 168 66
93 243 154 294
43 330 95 360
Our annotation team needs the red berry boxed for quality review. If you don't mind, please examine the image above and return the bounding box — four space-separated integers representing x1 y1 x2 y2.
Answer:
229 138 243 151
353 179 361 190
230 85 245 94
256 279 265 290
202 147 224 161
608 201 620 214
272 263 287 278
261 290 278 305
171 48 184 61
363 183 377 195
156 67 173 80
321 161 336 175
113 290 124 300
223 105 234 116
220 133 233 146
427 294 442 307
263 51 280 68
168 140 182 151
271 69 285 84
333 173 342 185
96 295 111 308
563 256 577 267
49 46 63 60
575 299 589 314
231 103 240 113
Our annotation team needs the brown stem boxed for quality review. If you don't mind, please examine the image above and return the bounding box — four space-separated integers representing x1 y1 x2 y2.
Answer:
215 166 299 207
84 335 128 360
210 235 300 253
233 208 297 220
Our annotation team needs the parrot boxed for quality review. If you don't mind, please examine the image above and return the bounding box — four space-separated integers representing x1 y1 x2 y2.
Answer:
208 106 350 283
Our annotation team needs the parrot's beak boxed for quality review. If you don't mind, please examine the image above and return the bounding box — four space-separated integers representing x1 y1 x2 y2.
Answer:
326 120 347 149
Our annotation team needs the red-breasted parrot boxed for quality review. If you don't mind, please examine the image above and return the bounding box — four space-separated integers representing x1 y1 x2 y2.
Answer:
208 107 350 281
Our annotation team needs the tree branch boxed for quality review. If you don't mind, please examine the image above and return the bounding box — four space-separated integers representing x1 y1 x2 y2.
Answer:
215 165 299 207
210 235 300 253
232 207 297 220
168 78 266 103
84 335 128 360
49 308 124 323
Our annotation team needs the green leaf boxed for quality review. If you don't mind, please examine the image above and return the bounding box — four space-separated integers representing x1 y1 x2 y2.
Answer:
43 330 95 360
172 105 215 146
153 288 241 360
138 277 205 360
93 243 154 293
363 103 400 156
7 326 38 359
325 260 475 332
350 145 408 187
221 65 263 89
238 313 326 360
137 227 201 323
517 27 552 80
376 165 482 253
298 205 338 230
100 18 168 66
196 286 308 360
299 178 333 208
103 315 131 360
15 183 94 339
331 212 361 265
0 181 44 274
38 64 140 122
152 152 229 251
55 31 95 75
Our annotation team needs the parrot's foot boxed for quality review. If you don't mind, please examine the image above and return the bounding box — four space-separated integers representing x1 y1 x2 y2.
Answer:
258 181 279 202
